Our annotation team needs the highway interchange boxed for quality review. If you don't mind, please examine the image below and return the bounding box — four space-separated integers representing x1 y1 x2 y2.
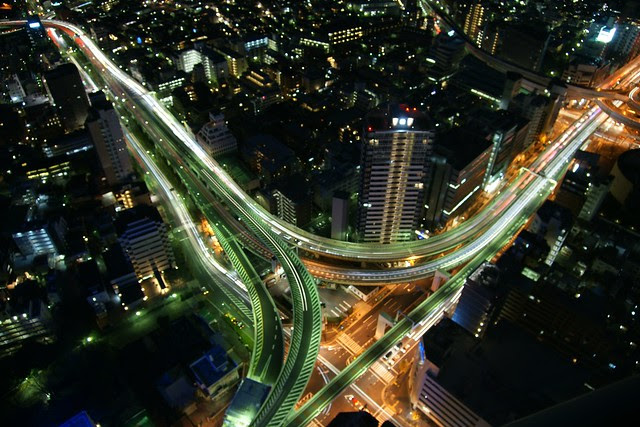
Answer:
3 11 640 427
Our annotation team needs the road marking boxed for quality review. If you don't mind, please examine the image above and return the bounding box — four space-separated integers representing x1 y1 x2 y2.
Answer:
371 361 395 384
337 333 364 355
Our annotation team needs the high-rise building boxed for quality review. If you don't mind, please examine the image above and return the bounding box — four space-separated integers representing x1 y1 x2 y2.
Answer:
196 111 238 157
527 201 573 266
115 205 176 280
422 129 492 229
482 23 501 55
451 263 502 339
608 22 640 62
510 93 554 149
463 2 486 48
86 92 133 186
357 105 434 243
475 111 529 192
271 177 311 227
25 16 48 51
409 319 491 427
331 191 349 241
430 33 466 79
43 63 90 131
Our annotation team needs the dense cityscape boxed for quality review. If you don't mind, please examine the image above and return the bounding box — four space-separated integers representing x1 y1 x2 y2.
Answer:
1 0 639 426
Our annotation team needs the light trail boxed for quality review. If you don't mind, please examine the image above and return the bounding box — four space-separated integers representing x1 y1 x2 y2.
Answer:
2 15 639 426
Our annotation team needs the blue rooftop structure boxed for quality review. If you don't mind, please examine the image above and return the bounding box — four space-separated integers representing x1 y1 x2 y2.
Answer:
59 411 96 427
189 345 234 393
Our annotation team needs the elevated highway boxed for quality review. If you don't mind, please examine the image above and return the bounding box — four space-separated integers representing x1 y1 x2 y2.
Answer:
2 14 640 425
4 18 320 427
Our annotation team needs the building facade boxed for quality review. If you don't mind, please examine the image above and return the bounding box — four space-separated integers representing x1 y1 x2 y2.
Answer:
357 105 434 243
115 206 176 280
43 63 90 132
463 3 486 48
196 112 238 157
86 93 134 186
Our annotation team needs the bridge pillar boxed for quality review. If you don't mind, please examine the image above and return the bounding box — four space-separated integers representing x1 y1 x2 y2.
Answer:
431 270 450 292
375 311 395 340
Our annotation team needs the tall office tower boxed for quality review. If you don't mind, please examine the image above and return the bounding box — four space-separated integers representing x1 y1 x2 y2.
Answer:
463 2 486 48
608 22 640 62
430 32 466 78
25 16 48 51
43 63 90 131
86 92 133 186
331 191 349 240
475 111 529 192
482 23 501 55
357 105 434 243
115 205 176 281
422 130 492 229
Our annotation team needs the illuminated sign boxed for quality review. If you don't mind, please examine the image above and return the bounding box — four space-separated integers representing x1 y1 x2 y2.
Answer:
28 22 41 29
392 117 414 127
597 26 616 44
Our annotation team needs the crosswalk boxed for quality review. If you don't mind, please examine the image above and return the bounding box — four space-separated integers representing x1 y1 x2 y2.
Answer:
371 361 395 384
337 333 364 355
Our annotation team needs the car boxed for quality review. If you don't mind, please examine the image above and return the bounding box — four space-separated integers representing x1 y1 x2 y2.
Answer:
383 351 392 359
345 395 364 411
395 342 403 350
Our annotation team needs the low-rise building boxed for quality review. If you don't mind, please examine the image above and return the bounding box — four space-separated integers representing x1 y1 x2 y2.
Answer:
115 205 176 281
196 111 238 157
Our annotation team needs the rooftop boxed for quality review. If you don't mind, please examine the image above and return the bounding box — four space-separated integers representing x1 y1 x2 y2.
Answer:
423 318 589 425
